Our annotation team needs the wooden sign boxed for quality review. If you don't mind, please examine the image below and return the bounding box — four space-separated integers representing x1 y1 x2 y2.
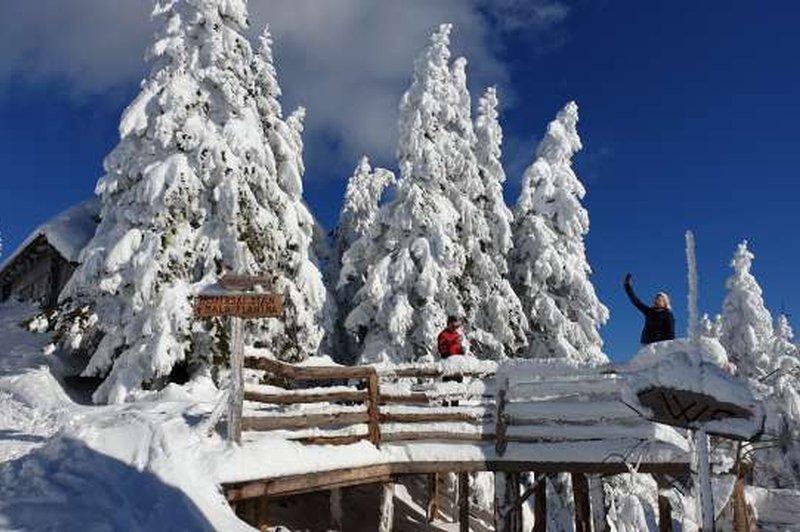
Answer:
637 386 755 439
218 274 273 291
194 294 283 318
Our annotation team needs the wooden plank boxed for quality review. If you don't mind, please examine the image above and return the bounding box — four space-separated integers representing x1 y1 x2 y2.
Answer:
241 411 369 431
296 434 368 446
229 316 244 444
244 389 368 405
572 472 592 532
459 472 470 532
509 377 622 400
427 473 440 523
496 387 508 456
194 294 283 318
367 370 381 448
533 473 546 532
637 387 755 439
330 488 343 531
505 399 638 424
379 411 490 423
379 393 431 405
223 461 690 501
381 432 494 443
378 483 395 532
244 356 374 380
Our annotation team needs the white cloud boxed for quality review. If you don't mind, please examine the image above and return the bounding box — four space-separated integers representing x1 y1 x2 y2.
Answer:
0 0 568 174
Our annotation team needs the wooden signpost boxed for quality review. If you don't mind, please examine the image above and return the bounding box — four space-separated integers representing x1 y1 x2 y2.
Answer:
194 274 283 444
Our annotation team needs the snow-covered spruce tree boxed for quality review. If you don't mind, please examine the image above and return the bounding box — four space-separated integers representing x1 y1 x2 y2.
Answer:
344 24 526 363
58 0 327 403
333 156 395 360
719 241 774 378
510 102 609 363
700 313 723 339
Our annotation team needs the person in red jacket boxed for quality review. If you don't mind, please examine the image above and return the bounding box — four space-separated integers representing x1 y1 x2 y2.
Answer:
438 315 465 358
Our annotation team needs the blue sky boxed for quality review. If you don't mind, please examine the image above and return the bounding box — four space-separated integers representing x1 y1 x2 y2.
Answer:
1 1 798 361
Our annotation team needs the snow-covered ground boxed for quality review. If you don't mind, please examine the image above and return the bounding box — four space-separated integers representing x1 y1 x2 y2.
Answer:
0 301 250 531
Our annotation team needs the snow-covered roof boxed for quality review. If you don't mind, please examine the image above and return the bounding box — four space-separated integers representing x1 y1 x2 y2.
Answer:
0 198 100 273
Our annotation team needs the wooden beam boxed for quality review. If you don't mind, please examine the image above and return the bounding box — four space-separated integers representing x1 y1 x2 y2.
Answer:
533 473 546 532
296 434 368 446
244 356 374 380
459 472 470 532
379 411 490 423
330 488 343 531
378 483 395 532
495 387 508 456
426 473 440 523
223 460 689 501
367 371 381 448
244 389 368 405
241 411 368 431
255 497 269 532
229 316 244 444
381 431 493 443
572 472 592 532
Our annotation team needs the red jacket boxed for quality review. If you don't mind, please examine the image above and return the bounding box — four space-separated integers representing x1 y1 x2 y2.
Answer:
437 328 463 358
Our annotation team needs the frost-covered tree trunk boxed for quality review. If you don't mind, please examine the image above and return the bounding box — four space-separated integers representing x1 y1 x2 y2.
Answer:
57 0 328 403
719 241 774 378
510 102 608 363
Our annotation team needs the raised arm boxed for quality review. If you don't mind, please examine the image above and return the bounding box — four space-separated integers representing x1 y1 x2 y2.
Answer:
624 274 650 314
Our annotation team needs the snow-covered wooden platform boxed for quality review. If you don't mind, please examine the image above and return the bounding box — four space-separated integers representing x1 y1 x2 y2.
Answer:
216 342 765 530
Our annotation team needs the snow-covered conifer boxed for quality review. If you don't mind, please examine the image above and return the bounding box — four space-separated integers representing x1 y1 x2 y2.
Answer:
720 241 774 378
334 156 395 359
474 87 513 273
700 313 723 339
58 0 328 403
510 102 608 363
344 25 526 363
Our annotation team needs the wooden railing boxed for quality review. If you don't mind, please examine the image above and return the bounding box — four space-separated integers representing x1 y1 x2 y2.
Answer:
236 356 498 448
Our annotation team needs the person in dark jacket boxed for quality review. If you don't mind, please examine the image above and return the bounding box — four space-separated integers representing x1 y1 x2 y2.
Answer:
624 273 675 344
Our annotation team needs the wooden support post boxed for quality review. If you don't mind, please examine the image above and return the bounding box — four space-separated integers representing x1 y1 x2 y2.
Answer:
588 475 606 532
330 488 343 531
572 472 592 532
495 386 508 456
378 483 395 532
255 497 269 532
495 472 521 532
656 476 673 532
695 428 715 531
228 316 244 444
459 472 470 532
427 473 440 523
533 473 547 532
367 370 381 448
732 459 750 532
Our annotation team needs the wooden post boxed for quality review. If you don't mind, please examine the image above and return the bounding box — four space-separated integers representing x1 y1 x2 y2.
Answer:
532 473 547 532
695 428 715 531
367 370 381 448
495 386 508 456
572 472 592 532
427 473 440 523
495 472 521 532
255 497 269 532
459 472 470 532
330 488 343 531
656 476 673 532
589 475 606 532
228 316 244 444
378 483 395 532
732 458 750 532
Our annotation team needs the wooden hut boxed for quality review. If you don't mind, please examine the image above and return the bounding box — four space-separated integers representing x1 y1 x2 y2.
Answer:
0 199 99 309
